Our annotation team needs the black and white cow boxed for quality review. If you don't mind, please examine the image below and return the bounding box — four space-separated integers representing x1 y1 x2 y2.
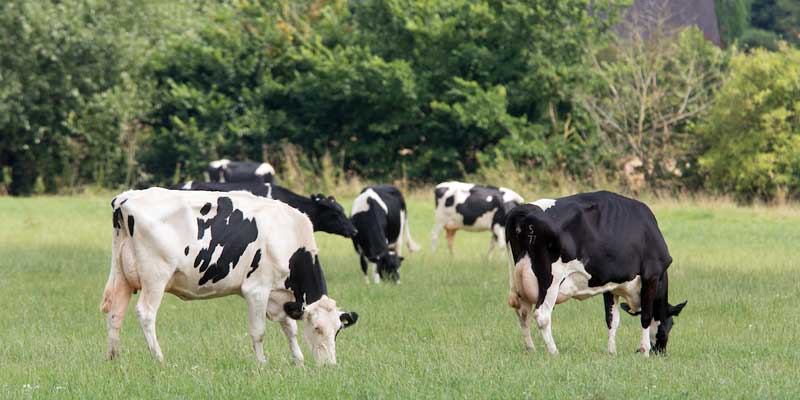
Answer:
175 181 357 238
432 181 523 255
505 191 686 356
351 184 420 284
100 188 358 366
207 159 275 184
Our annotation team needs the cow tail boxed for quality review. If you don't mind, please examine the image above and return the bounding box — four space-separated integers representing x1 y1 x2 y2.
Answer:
404 211 421 253
100 201 131 313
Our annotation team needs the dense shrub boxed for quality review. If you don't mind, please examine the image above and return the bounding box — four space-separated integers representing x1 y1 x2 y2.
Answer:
699 44 800 202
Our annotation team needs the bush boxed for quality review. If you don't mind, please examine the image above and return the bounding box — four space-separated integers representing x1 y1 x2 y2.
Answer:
699 44 800 202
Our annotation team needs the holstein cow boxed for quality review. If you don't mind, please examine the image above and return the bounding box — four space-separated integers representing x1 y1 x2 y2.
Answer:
432 181 523 255
207 159 275 184
505 191 686 356
100 188 358 366
175 181 357 238
351 185 420 284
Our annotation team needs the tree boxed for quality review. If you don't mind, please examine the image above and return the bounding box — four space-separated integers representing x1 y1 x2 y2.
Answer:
579 11 726 188
699 44 800 202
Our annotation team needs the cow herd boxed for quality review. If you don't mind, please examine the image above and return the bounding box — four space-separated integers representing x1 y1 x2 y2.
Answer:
100 159 686 366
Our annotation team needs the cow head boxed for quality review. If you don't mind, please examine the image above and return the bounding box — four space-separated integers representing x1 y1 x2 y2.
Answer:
653 300 687 354
292 295 358 366
376 252 403 283
311 194 358 238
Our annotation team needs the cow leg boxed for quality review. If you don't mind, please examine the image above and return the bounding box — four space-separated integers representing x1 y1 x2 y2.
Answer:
637 277 658 357
487 234 497 257
280 318 304 366
516 300 535 351
359 255 369 284
106 281 133 360
603 293 620 354
135 282 167 362
431 221 445 253
371 263 381 284
445 229 456 255
534 278 561 355
243 290 269 364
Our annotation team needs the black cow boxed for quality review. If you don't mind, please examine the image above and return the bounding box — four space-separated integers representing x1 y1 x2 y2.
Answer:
175 181 357 238
505 191 686 356
207 159 275 184
350 184 420 284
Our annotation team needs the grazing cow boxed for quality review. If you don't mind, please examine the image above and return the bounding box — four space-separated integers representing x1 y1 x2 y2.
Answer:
207 159 275 184
175 181 357 238
100 188 358 366
505 191 686 356
351 185 420 283
432 181 523 255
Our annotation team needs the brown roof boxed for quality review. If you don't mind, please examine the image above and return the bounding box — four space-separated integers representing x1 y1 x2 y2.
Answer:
617 0 721 46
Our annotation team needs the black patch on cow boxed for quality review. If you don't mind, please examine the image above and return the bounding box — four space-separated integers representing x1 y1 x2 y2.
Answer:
451 186 505 227
444 196 454 207
127 215 135 236
434 186 447 202
284 247 328 305
111 197 117 208
247 249 262 278
200 202 212 215
112 208 123 230
192 197 259 285
184 246 190 256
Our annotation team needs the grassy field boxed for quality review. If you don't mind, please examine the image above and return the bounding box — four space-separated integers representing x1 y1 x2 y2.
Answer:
0 193 798 398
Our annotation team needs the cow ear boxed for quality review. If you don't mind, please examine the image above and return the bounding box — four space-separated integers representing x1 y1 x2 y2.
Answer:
340 312 358 328
398 256 405 262
283 301 305 320
328 195 336 202
669 301 687 317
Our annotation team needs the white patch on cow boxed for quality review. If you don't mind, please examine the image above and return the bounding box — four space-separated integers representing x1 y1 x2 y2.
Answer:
486 195 493 202
531 198 556 211
351 188 388 215
254 162 274 176
263 183 273 199
209 159 230 169
608 296 620 354
650 319 660 345
500 187 524 204
639 327 651 357
181 181 193 189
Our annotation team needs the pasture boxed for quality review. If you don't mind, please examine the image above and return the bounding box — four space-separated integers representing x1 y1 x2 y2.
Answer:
0 193 798 398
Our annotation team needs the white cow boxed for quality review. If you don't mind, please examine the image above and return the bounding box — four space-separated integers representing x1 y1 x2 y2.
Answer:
100 188 358 366
431 181 524 255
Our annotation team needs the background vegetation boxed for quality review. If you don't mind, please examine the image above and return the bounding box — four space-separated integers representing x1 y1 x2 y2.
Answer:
1 0 798 202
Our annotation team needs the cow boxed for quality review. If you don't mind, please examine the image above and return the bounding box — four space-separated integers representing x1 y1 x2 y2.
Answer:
207 159 275 184
100 188 358 366
432 181 523 255
350 184 420 284
505 191 687 356
175 181 357 238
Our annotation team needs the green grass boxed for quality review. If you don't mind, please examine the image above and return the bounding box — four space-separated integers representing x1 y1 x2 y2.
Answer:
1 193 798 398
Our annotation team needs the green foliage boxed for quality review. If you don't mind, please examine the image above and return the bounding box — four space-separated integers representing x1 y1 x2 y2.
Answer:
580 27 727 189
699 45 800 201
716 0 752 45
715 0 800 49
0 0 204 194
